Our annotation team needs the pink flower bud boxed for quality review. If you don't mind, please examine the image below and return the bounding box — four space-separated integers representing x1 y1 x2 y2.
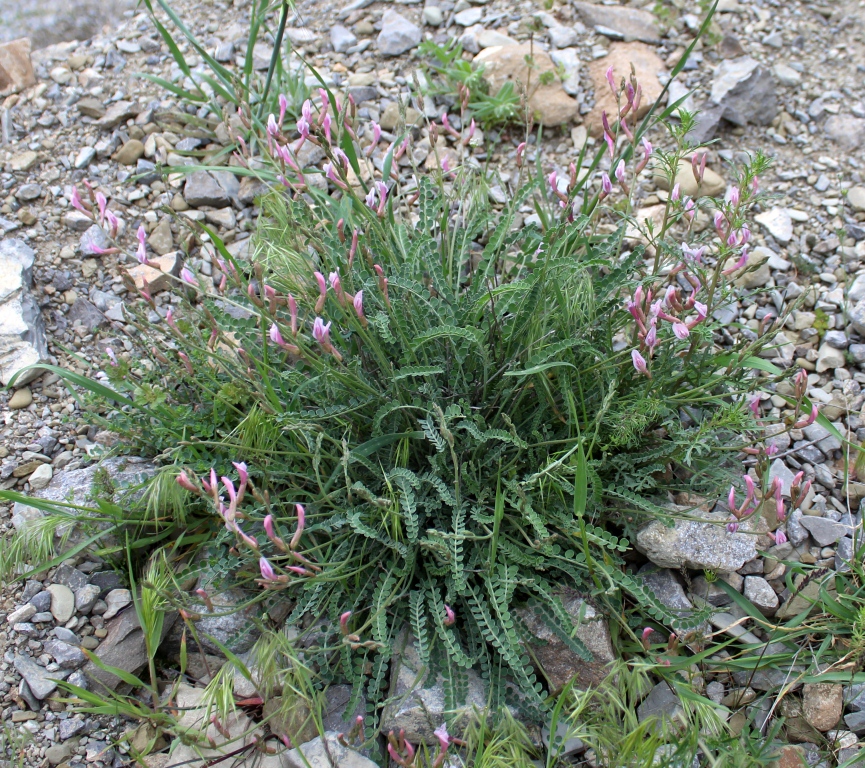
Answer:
444 604 455 626
601 173 612 197
671 183 680 202
632 349 649 377
672 322 689 340
177 471 197 493
339 611 352 635
727 519 739 534
353 290 367 326
290 503 305 550
605 65 617 94
259 557 277 581
181 267 197 286
314 271 327 313
728 485 736 514
516 142 526 167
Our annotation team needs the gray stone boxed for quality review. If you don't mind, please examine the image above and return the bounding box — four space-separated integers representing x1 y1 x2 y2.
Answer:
636 565 697 629
68 298 105 330
45 744 73 766
824 115 865 152
573 2 660 44
184 171 230 208
799 516 851 546
454 7 482 25
44 639 86 668
845 710 865 735
768 458 796 497
835 537 854 573
75 584 101 613
849 187 865 213
47 583 75 623
79 224 112 257
380 629 487 743
548 26 578 49
803 423 842 453
635 507 758 571
423 5 443 26
376 11 421 56
13 654 70 699
28 591 51 611
516 588 615 695
11 457 156 534
772 63 801 86
8 603 36 624
709 56 777 126
743 576 778 616
0 239 48 386
330 25 357 53
190 587 261 654
823 330 849 349
689 575 732 606
16 183 42 201
282 733 378 768
53 627 80 645
58 717 86 740
102 588 133 619
637 683 685 731
851 300 865 336
754 208 793 243
53 563 89 591
803 683 842 731
83 606 177 690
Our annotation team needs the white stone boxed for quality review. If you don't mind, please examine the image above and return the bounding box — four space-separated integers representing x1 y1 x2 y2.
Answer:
28 464 53 490
754 207 793 243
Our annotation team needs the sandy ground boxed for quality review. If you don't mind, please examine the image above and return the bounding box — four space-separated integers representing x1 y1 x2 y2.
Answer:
0 0 134 48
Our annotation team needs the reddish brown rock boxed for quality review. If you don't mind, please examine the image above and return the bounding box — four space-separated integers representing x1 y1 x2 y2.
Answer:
0 39 36 95
474 43 580 126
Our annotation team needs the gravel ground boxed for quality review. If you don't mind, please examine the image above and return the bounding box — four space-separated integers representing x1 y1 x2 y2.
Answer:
0 0 135 50
1 0 865 764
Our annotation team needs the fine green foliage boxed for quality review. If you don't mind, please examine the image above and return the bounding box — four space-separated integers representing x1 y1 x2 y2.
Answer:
4 0 834 736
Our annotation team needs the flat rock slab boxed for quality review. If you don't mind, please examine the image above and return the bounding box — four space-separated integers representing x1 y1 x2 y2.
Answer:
636 507 759 571
573 2 661 44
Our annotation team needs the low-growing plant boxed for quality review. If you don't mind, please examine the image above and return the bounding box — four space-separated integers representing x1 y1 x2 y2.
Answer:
418 40 522 128
4 1 858 757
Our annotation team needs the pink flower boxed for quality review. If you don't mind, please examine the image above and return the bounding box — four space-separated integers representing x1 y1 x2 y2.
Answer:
313 317 332 346
444 604 455 626
181 267 197 286
727 519 739 534
290 503 306 550
645 322 657 350
297 100 312 138
366 121 382 158
548 170 557 194
177 471 198 493
70 186 90 216
353 290 367 326
136 224 148 263
600 173 612 197
278 94 288 125
178 351 193 374
166 307 177 330
641 627 653 646
725 186 740 206
683 197 695 221
605 65 617 94
793 403 818 429
259 557 277 581
434 724 451 756
693 301 707 320
516 142 526 167
738 227 751 245
96 192 108 224
614 159 626 184
728 485 736 514
267 113 279 138
671 183 680 202
314 271 327 313
672 322 689 340
365 186 377 209
681 243 705 263
322 112 332 143
772 529 787 545
375 181 388 215
329 271 345 304
270 322 286 347
749 396 760 417
339 611 352 635
105 209 119 236
105 347 118 366
632 349 649 377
